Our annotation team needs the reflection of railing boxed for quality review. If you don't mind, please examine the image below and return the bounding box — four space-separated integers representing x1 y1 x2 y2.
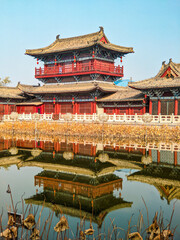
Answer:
3 113 180 125
35 62 123 77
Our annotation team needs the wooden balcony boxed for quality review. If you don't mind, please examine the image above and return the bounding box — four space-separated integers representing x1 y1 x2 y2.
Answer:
35 61 123 78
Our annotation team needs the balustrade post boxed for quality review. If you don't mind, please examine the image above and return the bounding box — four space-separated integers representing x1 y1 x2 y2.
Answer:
158 113 161 123
113 113 116 122
22 112 25 120
30 113 32 120
134 113 137 123
75 113 78 121
124 113 126 122
84 113 86 121
171 113 174 123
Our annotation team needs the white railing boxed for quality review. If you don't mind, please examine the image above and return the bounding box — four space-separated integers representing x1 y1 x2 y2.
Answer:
2 113 180 125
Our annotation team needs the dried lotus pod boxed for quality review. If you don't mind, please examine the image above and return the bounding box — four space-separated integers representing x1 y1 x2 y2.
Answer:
54 216 69 232
23 214 36 230
8 215 15 226
84 225 94 236
0 226 17 238
30 228 40 240
128 232 143 240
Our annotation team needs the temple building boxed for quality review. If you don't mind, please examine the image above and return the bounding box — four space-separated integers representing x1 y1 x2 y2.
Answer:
20 27 144 115
0 28 179 117
129 59 180 115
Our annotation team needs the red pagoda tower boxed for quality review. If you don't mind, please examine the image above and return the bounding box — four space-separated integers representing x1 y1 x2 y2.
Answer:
23 27 134 115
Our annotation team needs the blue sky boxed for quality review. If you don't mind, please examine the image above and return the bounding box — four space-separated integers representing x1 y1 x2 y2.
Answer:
0 0 180 86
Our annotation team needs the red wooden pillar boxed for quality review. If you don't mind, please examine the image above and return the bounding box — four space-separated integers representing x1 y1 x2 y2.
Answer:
157 151 160 164
174 151 177 166
149 99 152 114
76 103 78 114
174 99 178 115
4 105 9 114
143 98 146 114
73 103 76 114
54 103 57 114
149 149 152 157
129 107 131 115
94 101 96 114
74 143 78 154
41 104 45 114
115 108 118 115
142 149 146 155
4 139 9 149
158 100 161 115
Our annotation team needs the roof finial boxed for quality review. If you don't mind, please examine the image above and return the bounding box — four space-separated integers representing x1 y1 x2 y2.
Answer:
169 58 172 63
56 34 60 40
162 61 166 66
99 26 104 33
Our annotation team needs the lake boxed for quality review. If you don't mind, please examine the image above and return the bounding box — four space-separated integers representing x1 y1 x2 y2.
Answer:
0 137 180 239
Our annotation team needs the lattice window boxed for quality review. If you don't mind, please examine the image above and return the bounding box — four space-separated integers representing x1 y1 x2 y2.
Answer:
160 151 174 164
44 142 54 151
61 142 73 151
152 101 158 115
8 105 16 114
152 150 157 163
79 102 92 114
168 101 174 115
104 107 114 114
78 144 92 156
133 108 142 115
24 106 34 114
161 101 174 115
44 103 55 114
119 108 127 115
177 152 180 165
0 105 4 115
61 103 73 114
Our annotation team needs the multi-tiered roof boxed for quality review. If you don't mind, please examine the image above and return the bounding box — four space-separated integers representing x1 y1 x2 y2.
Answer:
26 27 134 84
26 27 134 56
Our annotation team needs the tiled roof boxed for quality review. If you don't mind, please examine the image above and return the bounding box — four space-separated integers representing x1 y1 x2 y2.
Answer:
155 59 180 78
98 87 144 102
17 81 123 94
129 59 180 90
16 99 43 106
0 86 25 99
26 27 134 56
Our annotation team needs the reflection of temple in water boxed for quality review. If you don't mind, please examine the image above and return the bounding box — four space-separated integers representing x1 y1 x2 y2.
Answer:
26 171 132 226
128 165 180 204
1 137 180 206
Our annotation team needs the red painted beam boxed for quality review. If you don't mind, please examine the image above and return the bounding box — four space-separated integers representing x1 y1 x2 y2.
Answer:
35 70 123 79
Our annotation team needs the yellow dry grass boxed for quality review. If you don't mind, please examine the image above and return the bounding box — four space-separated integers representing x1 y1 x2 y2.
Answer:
0 121 179 143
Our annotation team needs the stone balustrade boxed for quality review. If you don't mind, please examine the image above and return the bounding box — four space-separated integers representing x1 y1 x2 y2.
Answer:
2 113 180 125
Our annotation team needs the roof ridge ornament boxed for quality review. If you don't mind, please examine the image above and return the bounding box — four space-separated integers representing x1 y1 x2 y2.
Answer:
169 58 172 64
162 61 166 66
56 34 60 40
99 26 104 33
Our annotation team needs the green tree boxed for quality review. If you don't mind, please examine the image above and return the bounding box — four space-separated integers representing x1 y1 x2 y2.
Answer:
0 77 11 86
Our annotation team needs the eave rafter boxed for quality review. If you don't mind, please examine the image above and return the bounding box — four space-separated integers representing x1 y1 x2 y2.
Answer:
154 89 164 98
73 76 81 82
143 89 168 98
90 74 100 81
55 77 63 83
103 75 110 81
90 89 102 99
170 88 180 97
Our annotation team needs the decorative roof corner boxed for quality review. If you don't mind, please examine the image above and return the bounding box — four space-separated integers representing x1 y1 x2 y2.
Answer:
56 34 60 40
